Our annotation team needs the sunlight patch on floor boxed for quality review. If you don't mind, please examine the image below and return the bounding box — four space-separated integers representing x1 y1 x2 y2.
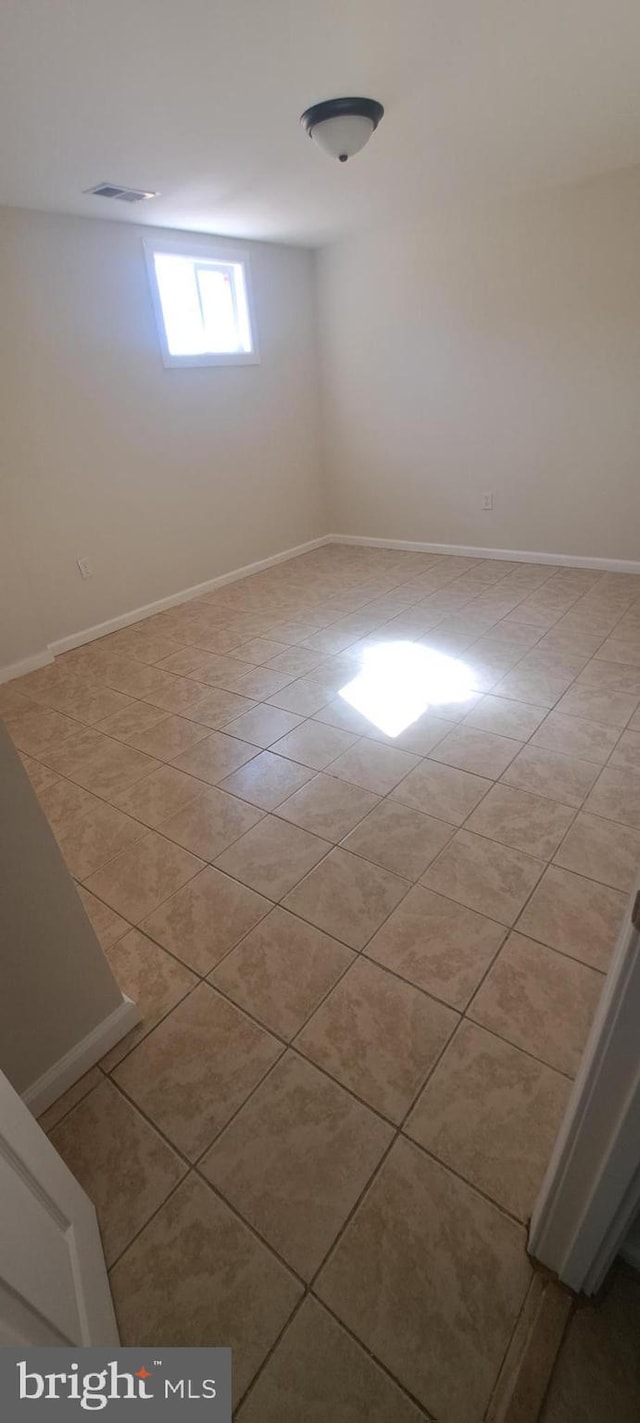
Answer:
339 641 475 737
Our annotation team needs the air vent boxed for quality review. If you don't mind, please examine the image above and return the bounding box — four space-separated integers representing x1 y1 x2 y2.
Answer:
84 183 159 203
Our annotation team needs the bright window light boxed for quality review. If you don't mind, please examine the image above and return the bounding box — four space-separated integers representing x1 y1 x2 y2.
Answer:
144 240 258 368
339 641 476 737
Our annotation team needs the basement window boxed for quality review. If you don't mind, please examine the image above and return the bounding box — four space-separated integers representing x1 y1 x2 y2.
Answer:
144 238 259 368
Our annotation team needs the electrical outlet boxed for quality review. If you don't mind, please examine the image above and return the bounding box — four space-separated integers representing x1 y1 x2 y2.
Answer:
482 491 494 511
77 556 93 579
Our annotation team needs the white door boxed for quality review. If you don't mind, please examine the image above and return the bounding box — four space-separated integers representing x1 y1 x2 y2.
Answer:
0 1069 119 1346
529 876 640 1294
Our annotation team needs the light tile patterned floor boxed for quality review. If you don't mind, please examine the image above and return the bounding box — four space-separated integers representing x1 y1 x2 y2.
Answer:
4 542 640 1420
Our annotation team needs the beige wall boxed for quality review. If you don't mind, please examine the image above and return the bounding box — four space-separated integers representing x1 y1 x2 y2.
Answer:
2 169 640 680
0 207 325 671
318 167 640 562
0 724 125 1095
0 533 46 673
0 215 49 672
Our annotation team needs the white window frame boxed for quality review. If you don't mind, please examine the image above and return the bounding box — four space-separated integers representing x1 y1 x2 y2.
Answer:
143 235 260 369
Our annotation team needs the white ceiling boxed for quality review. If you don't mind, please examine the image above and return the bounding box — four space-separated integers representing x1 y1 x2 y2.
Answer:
1 0 640 247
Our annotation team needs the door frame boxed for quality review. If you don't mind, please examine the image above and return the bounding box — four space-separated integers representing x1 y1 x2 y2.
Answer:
0 1070 119 1345
529 875 640 1295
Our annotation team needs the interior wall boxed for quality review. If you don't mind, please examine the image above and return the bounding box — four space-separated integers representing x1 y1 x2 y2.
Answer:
3 166 639 680
0 206 325 671
0 724 126 1097
0 531 47 673
0 215 49 671
317 166 640 562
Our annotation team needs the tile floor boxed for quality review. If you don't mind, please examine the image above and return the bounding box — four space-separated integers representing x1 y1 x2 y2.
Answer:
4 542 640 1420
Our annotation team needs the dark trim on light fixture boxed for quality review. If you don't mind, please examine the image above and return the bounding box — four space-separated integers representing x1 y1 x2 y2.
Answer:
300 96 384 134
300 96 384 162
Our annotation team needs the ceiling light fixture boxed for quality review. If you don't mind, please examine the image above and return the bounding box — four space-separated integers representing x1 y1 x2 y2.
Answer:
300 96 384 163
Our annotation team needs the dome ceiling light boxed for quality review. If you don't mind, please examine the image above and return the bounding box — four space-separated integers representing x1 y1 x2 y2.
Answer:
300 96 384 163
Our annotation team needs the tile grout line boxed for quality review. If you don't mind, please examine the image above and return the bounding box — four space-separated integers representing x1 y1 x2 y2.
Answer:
10 549 640 1418
39 632 635 1103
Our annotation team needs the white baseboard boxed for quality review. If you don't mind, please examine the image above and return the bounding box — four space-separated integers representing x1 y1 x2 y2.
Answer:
47 535 331 657
0 536 331 681
329 533 640 575
3 529 638 687
23 996 140 1118
0 649 55 687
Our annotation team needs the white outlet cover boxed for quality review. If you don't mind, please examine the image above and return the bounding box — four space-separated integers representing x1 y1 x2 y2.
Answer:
77 556 93 578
